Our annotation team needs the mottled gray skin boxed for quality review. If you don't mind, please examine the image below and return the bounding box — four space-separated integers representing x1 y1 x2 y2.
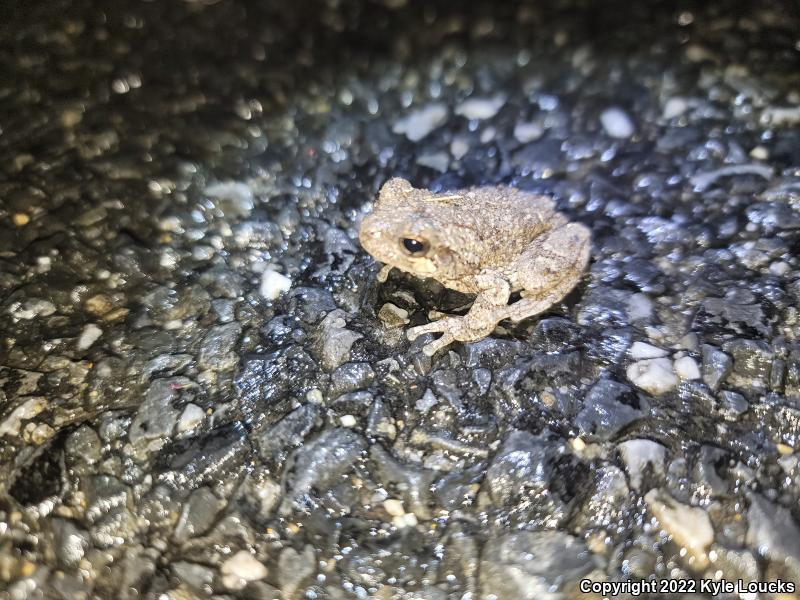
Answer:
359 178 591 355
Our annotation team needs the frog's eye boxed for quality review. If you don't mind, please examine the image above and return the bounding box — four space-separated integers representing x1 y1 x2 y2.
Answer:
401 237 429 256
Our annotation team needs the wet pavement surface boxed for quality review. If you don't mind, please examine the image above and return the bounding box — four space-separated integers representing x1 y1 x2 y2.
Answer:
2 0 800 598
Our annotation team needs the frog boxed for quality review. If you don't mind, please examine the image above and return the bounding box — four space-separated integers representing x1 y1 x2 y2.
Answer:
359 177 591 356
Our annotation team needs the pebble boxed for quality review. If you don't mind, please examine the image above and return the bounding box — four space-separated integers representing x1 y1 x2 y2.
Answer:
0 397 46 437
618 439 666 490
377 303 409 327
176 404 205 433
415 389 439 413
392 103 447 141
662 97 689 119
9 298 56 319
629 342 668 360
260 269 292 300
204 181 255 217
455 94 506 120
383 499 405 517
673 356 701 380
76 324 103 350
644 489 714 568
317 310 363 371
627 293 653 321
12 212 31 226
220 550 268 589
690 164 774 192
416 151 449 172
627 357 678 395
600 107 635 138
450 136 470 159
513 121 544 143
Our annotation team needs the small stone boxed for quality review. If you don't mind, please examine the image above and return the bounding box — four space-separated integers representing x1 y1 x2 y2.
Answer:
177 404 205 433
673 356 700 380
392 103 447 141
383 499 405 517
9 298 56 319
450 136 470 159
340 414 357 427
618 439 666 490
630 342 668 359
663 97 689 119
600 107 635 138
378 303 409 327
198 323 242 371
220 550 268 589
415 389 439 413
455 95 506 120
416 152 449 172
627 293 653 321
77 324 103 351
205 181 255 217
0 397 46 437
627 358 678 395
85 294 115 316
513 121 544 143
392 513 418 528
12 213 30 226
644 488 714 568
576 379 643 441
260 269 291 300
479 531 594 599
701 345 732 391
718 390 748 416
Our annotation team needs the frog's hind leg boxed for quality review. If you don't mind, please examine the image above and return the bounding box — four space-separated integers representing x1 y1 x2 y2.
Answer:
502 222 590 323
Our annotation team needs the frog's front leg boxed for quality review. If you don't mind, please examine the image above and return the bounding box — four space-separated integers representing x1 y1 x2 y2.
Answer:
407 270 511 356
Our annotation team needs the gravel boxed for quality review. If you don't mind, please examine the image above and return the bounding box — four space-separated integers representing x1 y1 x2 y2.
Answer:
2 0 799 597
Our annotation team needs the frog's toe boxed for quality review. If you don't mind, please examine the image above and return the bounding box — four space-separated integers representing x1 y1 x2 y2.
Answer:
421 332 455 356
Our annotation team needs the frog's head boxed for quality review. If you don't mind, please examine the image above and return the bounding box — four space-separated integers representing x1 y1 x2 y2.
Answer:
359 178 473 282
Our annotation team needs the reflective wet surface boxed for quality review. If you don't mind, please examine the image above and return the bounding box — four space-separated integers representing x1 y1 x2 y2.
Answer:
1 0 800 598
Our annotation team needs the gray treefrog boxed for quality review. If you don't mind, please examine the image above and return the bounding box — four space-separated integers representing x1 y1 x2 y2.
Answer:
359 178 591 355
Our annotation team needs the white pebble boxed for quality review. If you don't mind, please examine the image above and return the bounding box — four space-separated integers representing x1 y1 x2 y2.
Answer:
627 293 653 321
340 415 357 428
513 121 544 143
662 97 689 119
177 403 205 433
392 513 418 529
749 145 769 160
618 439 665 490
383 499 405 517
260 269 291 300
760 105 800 127
205 181 255 217
690 164 773 193
77 324 103 350
415 389 439 413
627 357 678 395
0 397 46 437
629 342 668 360
450 136 470 159
644 489 714 568
9 298 56 320
600 107 635 139
673 356 701 381
221 550 268 582
769 261 790 276
416 152 449 173
455 95 506 120
159 249 179 269
392 103 447 141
